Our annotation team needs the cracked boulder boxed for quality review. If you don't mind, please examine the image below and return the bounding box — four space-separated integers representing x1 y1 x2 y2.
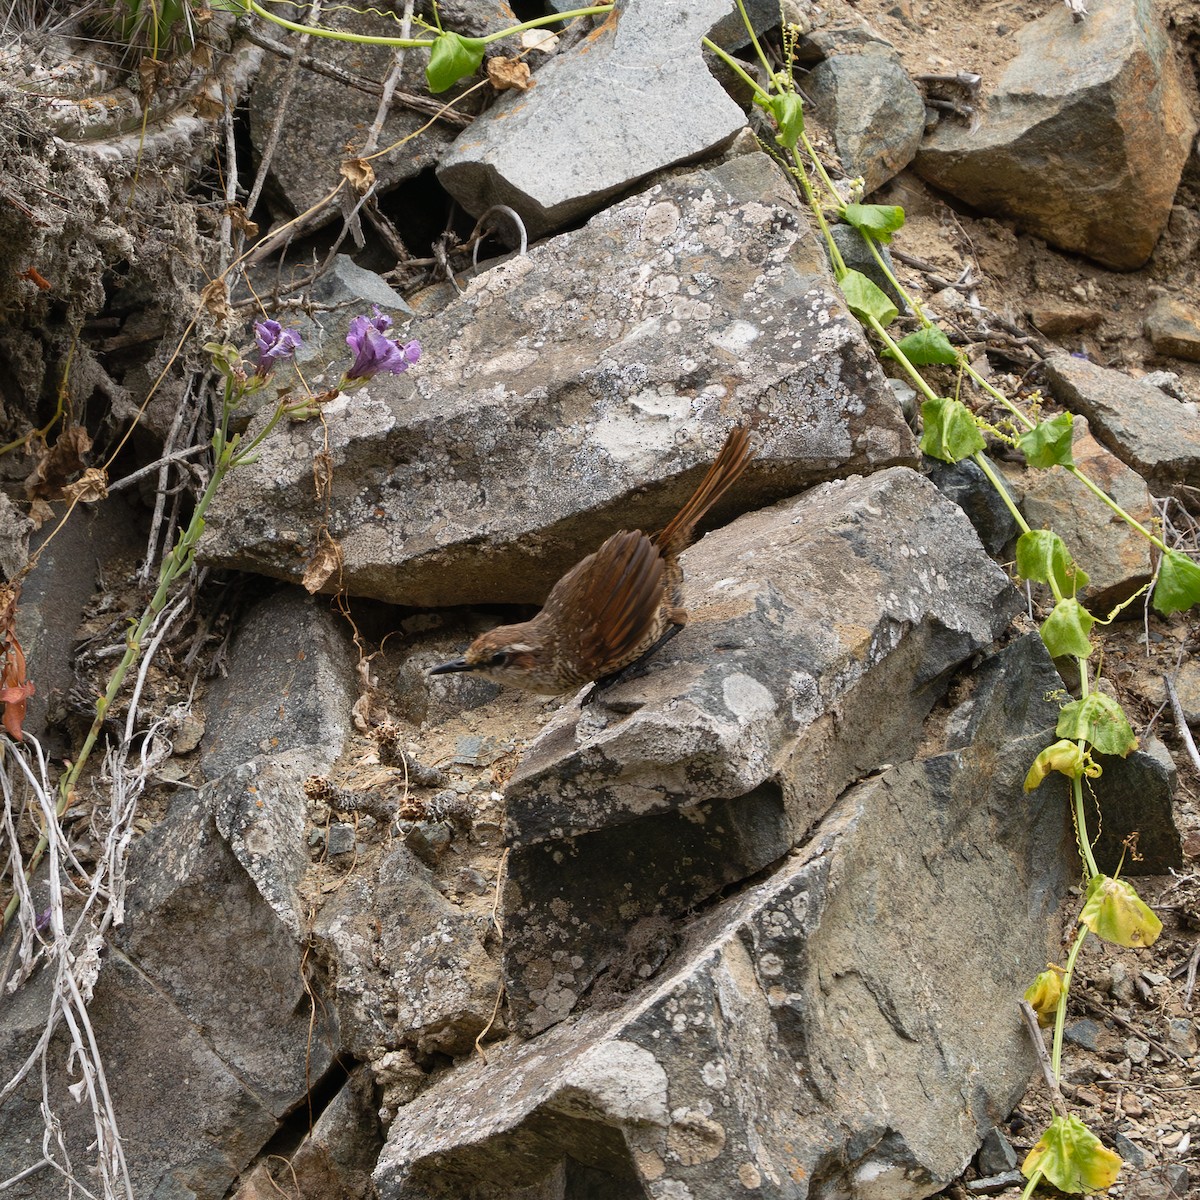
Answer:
915 0 1195 270
373 636 1073 1200
198 151 916 606
499 466 1022 1034
313 847 501 1058
437 0 757 241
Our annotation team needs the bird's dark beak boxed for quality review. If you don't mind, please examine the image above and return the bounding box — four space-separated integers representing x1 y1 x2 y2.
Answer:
429 657 472 676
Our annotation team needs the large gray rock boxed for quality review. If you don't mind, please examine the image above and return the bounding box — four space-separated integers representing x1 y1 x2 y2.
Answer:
0 948 278 1199
915 0 1196 270
501 466 1021 1032
1041 355 1200 492
437 0 751 241
373 636 1073 1199
234 1067 381 1200
806 47 925 194
198 152 917 606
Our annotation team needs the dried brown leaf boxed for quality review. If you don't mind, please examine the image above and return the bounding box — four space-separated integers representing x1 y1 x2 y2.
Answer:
340 158 376 194
201 277 231 321
61 466 109 504
25 425 92 501
487 56 534 91
302 534 343 594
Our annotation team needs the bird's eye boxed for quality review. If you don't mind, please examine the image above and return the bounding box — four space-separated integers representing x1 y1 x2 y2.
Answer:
488 650 510 667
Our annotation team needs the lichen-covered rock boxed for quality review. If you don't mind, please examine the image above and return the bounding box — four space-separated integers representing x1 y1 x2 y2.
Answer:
314 848 501 1058
198 151 916 606
501 466 1020 1032
373 636 1073 1199
117 777 337 1112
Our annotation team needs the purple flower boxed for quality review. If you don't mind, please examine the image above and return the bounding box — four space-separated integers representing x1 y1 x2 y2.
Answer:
253 319 303 377
345 307 421 381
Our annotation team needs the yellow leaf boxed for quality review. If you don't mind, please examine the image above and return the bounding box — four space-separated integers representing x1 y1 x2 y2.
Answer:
1024 740 1086 792
1079 875 1162 948
1023 1114 1122 1193
1024 969 1063 1027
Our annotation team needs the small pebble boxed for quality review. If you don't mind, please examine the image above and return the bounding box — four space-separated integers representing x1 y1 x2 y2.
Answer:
1064 1017 1103 1051
1125 1036 1151 1064
326 822 356 857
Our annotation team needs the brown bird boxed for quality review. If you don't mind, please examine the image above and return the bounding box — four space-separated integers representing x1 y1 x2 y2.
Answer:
429 425 753 693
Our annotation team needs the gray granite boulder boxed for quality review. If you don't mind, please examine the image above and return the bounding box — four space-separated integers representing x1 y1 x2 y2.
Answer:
437 0 754 241
198 151 916 606
806 47 925 194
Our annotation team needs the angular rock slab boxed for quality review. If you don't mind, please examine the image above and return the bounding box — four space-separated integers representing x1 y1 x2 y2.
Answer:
116 769 338 1115
375 637 1073 1198
200 586 358 782
198 152 916 606
0 949 278 1200
437 0 749 241
1042 355 1200 492
915 0 1196 270
503 467 1021 1032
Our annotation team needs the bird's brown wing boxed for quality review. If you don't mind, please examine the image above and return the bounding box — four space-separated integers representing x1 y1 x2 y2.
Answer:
541 530 665 680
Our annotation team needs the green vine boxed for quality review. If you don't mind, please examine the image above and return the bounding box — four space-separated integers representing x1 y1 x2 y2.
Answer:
707 9 1196 1192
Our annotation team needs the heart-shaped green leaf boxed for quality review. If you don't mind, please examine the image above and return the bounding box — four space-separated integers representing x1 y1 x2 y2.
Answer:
426 32 487 92
1040 598 1095 659
888 325 958 366
1152 548 1200 615
1017 412 1075 469
842 203 905 242
1056 693 1137 758
839 269 898 327
1015 529 1090 596
1079 874 1162 948
1022 1114 1122 1192
918 396 985 463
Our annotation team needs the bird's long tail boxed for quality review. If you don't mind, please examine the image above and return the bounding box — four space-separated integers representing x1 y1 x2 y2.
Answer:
654 425 753 556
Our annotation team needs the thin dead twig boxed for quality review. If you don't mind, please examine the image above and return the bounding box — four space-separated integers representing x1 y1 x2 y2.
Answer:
1163 674 1200 777
1019 999 1070 1118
